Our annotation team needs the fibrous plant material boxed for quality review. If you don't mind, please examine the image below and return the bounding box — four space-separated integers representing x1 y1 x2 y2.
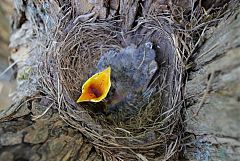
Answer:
38 16 182 161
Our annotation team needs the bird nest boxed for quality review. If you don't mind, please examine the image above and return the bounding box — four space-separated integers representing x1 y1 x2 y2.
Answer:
36 0 232 157
39 18 183 160
38 17 183 160
34 4 194 159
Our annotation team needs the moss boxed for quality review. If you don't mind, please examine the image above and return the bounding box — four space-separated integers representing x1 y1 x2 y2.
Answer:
17 66 32 80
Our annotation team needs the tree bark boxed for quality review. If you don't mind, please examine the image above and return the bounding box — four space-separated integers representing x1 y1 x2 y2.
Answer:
0 100 103 161
0 0 240 161
0 0 11 58
184 8 240 161
0 0 15 109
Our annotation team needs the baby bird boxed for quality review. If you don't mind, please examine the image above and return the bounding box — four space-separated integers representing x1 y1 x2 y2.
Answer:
96 42 158 121
77 42 158 121
77 67 111 103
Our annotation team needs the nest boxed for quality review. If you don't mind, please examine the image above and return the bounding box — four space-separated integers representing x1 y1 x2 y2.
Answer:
36 2 231 160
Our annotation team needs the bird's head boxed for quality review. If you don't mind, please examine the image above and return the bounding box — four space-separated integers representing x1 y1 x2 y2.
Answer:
77 67 111 103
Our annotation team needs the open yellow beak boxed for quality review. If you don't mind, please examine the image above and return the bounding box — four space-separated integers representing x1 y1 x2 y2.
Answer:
77 67 111 103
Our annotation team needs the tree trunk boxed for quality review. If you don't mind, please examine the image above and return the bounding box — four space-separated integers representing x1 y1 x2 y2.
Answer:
0 0 11 58
0 0 15 109
0 0 240 161
184 8 240 160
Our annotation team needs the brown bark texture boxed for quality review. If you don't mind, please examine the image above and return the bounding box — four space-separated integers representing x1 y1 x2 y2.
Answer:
0 0 15 109
184 8 240 161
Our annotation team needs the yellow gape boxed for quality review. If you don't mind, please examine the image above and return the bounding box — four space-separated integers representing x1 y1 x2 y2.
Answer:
77 67 111 103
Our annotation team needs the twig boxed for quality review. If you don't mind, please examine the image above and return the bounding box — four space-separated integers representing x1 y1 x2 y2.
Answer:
183 71 215 123
0 60 20 78
31 103 53 120
194 71 215 116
